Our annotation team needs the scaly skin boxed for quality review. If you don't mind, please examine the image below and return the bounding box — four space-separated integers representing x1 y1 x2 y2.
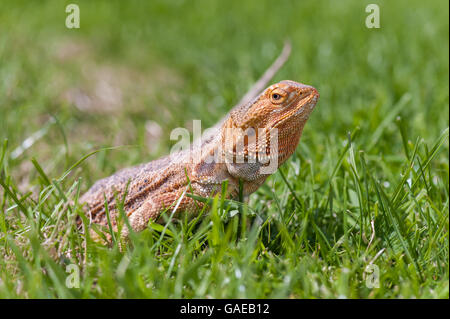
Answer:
80 80 319 238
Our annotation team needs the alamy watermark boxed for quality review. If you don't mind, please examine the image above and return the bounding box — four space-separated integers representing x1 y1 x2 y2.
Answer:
65 4 80 29
168 120 279 175
365 4 380 29
65 264 80 289
364 264 380 289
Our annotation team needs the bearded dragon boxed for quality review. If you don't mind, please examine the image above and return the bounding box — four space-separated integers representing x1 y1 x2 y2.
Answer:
80 45 319 239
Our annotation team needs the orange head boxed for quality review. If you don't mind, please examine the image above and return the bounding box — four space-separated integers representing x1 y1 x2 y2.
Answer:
223 80 319 179
230 80 319 132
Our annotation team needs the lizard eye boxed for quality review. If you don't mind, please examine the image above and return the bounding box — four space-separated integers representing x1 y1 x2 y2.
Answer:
270 89 287 104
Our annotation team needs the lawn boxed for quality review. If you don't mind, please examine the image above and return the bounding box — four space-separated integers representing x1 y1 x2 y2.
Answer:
0 0 448 298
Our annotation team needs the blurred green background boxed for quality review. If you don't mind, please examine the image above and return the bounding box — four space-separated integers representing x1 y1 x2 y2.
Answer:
0 0 448 298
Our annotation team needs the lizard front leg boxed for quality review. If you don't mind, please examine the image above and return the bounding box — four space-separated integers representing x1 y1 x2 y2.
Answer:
122 189 204 237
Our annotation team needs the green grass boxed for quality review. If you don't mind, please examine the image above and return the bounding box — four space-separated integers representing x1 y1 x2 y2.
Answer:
0 0 448 298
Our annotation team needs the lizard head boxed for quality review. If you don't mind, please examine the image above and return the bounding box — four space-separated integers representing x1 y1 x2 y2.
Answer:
223 80 319 180
230 80 319 131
